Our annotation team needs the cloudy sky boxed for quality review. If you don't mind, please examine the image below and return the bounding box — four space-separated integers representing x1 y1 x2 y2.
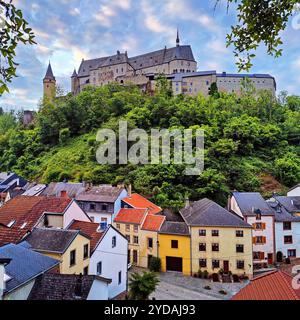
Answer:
1 0 300 110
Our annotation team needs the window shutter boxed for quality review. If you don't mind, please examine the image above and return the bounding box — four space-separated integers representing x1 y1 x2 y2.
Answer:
252 237 256 244
262 223 266 230
260 252 265 260
252 223 256 229
263 236 266 244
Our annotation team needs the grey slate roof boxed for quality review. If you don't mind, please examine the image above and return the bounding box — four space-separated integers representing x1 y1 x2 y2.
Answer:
24 228 88 254
28 274 111 300
159 221 190 236
232 192 274 217
44 63 55 81
41 182 85 198
76 185 124 203
267 198 300 222
272 196 300 214
77 45 195 77
0 243 59 294
288 184 300 192
180 198 251 228
22 184 46 196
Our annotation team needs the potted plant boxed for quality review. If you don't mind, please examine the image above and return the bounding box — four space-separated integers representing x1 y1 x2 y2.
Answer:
198 269 203 278
203 270 209 279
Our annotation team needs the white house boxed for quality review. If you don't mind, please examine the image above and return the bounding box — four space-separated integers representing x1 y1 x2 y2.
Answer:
287 184 300 197
268 196 300 261
230 192 275 269
67 221 128 299
76 185 128 225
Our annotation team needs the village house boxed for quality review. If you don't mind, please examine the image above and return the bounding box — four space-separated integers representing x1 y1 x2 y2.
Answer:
75 185 128 225
68 221 128 299
121 192 162 215
180 199 253 279
268 195 300 261
0 172 27 206
0 196 91 248
41 182 85 198
229 192 275 269
24 228 91 275
0 243 59 300
28 273 112 300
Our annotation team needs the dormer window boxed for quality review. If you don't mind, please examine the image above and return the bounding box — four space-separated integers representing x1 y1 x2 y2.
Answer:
20 222 27 229
7 220 15 228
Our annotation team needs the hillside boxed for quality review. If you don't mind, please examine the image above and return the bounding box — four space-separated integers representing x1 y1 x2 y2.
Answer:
0 82 299 210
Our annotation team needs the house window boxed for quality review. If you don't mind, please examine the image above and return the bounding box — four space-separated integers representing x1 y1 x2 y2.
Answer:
126 235 131 243
256 212 262 220
253 252 265 260
254 222 265 230
97 261 102 275
112 236 117 248
118 271 122 285
70 250 76 267
101 204 108 211
199 230 206 237
148 238 153 249
126 224 130 232
133 236 139 245
284 236 293 244
171 240 178 249
283 222 292 230
255 236 266 244
236 230 244 237
83 244 89 259
199 243 206 252
90 203 96 211
237 260 245 269
116 223 120 229
212 260 220 269
199 259 207 268
212 230 219 237
134 225 138 233
83 266 88 275
288 249 296 257
236 244 244 253
212 243 219 252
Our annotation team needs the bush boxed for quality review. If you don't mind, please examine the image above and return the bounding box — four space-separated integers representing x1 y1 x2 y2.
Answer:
219 290 227 295
203 270 209 279
59 128 70 144
204 285 211 290
149 257 161 272
197 269 203 278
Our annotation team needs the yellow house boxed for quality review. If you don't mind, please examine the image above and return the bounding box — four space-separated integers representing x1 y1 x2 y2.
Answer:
180 199 253 278
114 208 165 268
25 228 91 275
158 221 191 276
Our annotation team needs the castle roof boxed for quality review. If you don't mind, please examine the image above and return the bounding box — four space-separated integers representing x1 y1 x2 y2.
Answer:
77 45 196 77
44 62 55 81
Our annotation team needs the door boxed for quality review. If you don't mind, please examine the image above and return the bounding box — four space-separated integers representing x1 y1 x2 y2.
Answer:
166 257 183 272
223 261 229 274
147 255 153 268
133 250 138 264
128 249 131 264
267 253 273 264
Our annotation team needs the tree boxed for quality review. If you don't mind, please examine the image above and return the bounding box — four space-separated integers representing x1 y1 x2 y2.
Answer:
208 82 219 97
0 1 36 94
129 272 159 300
217 0 299 70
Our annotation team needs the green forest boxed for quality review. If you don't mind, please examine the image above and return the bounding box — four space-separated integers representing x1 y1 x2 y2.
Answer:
0 81 299 210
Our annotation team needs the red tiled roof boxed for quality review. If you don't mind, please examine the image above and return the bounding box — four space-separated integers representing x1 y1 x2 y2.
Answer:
114 208 147 225
68 220 104 252
122 194 162 215
141 215 165 231
0 196 72 247
232 270 300 300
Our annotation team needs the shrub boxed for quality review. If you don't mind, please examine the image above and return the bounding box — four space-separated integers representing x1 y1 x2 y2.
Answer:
203 270 209 279
197 269 203 278
219 290 227 295
59 128 70 144
149 257 161 272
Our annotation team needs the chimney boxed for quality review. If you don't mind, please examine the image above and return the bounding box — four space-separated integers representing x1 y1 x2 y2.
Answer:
60 190 68 198
0 258 11 299
127 184 132 198
185 196 190 208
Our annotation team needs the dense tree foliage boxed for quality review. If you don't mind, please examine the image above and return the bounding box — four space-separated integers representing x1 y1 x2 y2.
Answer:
0 0 35 94
0 83 299 210
219 0 299 70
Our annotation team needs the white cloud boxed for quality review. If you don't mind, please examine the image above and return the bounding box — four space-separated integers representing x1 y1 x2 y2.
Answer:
206 38 229 54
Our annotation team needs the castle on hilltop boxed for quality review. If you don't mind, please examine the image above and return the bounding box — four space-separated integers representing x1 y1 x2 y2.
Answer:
43 31 276 99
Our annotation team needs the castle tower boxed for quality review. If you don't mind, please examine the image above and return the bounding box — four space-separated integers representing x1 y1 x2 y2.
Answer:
43 62 56 100
71 69 79 95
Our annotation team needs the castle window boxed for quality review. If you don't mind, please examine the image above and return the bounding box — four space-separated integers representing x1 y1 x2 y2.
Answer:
116 69 118 73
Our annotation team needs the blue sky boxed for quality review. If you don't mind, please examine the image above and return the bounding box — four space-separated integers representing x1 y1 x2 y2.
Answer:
1 0 300 110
